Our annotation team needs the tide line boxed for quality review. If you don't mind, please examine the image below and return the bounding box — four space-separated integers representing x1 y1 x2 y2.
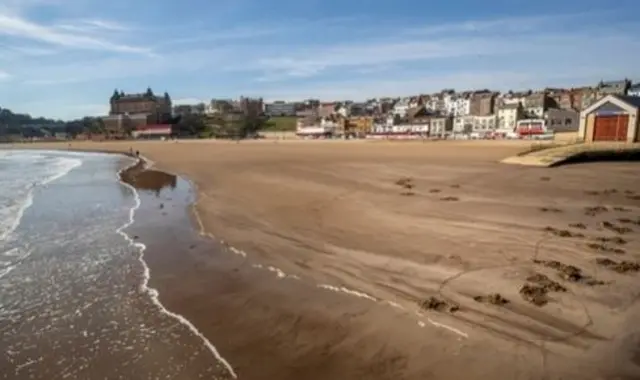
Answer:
116 158 237 379
159 158 469 340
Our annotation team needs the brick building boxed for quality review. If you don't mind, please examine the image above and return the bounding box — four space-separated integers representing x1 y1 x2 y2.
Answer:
469 91 496 116
103 88 172 135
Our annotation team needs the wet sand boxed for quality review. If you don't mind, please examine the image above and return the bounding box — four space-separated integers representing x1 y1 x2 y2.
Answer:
20 140 640 379
1 152 235 380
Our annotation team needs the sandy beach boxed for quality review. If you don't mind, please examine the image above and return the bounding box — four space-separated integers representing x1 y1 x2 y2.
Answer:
18 139 640 379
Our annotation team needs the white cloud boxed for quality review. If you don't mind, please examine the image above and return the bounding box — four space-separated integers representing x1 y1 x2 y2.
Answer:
0 11 148 53
243 32 639 81
20 48 231 85
0 69 11 80
78 19 131 31
254 66 634 102
13 11 638 87
8 45 58 56
402 11 608 36
159 16 359 46
2 6 640 118
54 18 132 33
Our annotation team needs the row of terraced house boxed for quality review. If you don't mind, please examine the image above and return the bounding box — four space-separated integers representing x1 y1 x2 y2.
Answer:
90 78 640 142
279 79 639 140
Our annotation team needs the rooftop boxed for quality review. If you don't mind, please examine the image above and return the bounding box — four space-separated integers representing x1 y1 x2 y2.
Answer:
613 95 640 109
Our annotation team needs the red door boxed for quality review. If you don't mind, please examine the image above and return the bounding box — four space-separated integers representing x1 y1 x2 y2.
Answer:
593 115 629 141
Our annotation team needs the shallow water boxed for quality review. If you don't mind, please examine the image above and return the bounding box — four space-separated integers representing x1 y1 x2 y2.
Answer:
0 150 233 379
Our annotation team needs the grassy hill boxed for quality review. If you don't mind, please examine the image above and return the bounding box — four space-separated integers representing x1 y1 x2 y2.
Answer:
263 116 298 131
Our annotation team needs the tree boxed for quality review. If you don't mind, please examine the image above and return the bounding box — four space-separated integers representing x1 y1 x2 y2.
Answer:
173 113 208 137
239 114 266 137
0 106 66 130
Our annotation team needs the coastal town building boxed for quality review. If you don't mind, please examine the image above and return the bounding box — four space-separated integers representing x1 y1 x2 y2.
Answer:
205 99 234 115
579 94 640 143
580 89 602 110
296 109 317 118
265 101 297 116
548 90 574 111
335 104 349 118
425 92 448 114
93 77 640 141
392 98 411 117
109 88 172 117
546 109 579 132
347 116 373 135
103 88 172 136
318 103 336 118
470 114 498 132
597 79 630 96
296 116 340 138
444 93 471 116
132 124 172 139
407 106 432 124
523 92 550 118
453 115 474 133
428 115 453 136
349 102 370 117
628 83 640 97
496 103 523 131
498 91 528 108
469 91 496 116
237 96 264 117
174 103 205 116
571 88 588 111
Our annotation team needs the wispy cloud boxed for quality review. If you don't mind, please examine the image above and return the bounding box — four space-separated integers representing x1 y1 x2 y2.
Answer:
254 64 637 102
1 0 639 119
248 32 639 81
0 44 58 59
0 69 11 80
402 11 608 36
54 18 132 33
0 11 148 53
159 16 360 46
78 19 131 31
20 48 231 85
14 12 640 91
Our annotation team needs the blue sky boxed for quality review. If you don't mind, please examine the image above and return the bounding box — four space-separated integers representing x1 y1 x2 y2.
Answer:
1 0 640 120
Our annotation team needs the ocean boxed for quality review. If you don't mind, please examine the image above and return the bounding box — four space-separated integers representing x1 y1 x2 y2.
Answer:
0 150 234 379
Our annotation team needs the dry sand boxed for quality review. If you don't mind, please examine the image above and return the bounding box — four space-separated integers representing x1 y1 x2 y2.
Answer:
18 140 640 379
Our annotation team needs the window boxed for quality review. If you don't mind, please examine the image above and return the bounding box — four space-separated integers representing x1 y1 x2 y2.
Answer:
565 118 572 125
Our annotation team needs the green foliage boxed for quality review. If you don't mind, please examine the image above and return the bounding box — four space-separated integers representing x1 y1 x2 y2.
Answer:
174 113 208 137
198 125 215 138
0 106 107 139
263 116 297 131
0 107 64 128
175 112 268 139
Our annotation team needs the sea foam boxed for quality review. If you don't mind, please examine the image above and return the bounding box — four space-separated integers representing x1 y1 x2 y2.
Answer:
0 152 82 279
116 157 238 378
